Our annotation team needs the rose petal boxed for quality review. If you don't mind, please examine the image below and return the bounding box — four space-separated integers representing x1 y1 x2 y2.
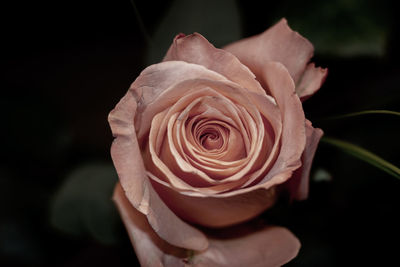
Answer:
150 178 277 227
163 33 266 95
253 62 307 189
223 18 327 99
191 226 300 267
223 18 312 83
113 183 188 267
296 63 328 101
108 91 208 250
114 185 300 267
286 120 324 201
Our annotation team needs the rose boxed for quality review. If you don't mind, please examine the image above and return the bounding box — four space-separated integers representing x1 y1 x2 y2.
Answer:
109 18 327 267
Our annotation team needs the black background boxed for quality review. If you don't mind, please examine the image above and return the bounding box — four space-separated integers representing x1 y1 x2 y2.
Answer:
2 0 400 266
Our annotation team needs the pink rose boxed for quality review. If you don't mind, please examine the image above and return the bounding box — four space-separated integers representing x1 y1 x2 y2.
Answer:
109 18 327 266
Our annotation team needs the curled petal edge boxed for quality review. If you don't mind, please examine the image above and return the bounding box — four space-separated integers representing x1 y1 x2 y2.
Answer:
286 120 324 200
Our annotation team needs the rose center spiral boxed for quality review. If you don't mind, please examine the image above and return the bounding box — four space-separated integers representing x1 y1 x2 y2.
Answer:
200 128 223 150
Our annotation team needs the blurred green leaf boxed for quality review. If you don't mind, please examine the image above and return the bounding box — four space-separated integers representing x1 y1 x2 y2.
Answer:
50 162 120 245
324 110 400 120
146 0 241 64
321 137 400 179
284 0 390 57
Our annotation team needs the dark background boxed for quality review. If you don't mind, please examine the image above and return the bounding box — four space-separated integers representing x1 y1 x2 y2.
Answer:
2 0 399 266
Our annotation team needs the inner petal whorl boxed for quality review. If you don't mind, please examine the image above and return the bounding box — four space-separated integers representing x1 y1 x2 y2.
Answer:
192 119 228 152
199 127 223 150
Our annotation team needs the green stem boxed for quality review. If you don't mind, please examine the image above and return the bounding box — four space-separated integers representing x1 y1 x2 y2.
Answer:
324 110 400 120
321 137 400 179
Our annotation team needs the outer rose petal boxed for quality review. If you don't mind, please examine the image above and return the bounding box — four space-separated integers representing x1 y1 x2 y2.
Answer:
286 120 324 201
223 18 327 100
191 227 300 267
163 33 266 95
296 63 328 101
113 183 187 267
257 62 306 187
108 91 208 251
113 183 301 267
150 179 277 227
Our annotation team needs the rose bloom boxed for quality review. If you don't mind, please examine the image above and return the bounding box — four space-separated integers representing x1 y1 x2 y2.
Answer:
109 19 327 267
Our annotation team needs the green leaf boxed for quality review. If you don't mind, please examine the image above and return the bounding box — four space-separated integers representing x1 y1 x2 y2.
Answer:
324 110 400 120
284 0 390 57
321 137 400 179
50 162 120 245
